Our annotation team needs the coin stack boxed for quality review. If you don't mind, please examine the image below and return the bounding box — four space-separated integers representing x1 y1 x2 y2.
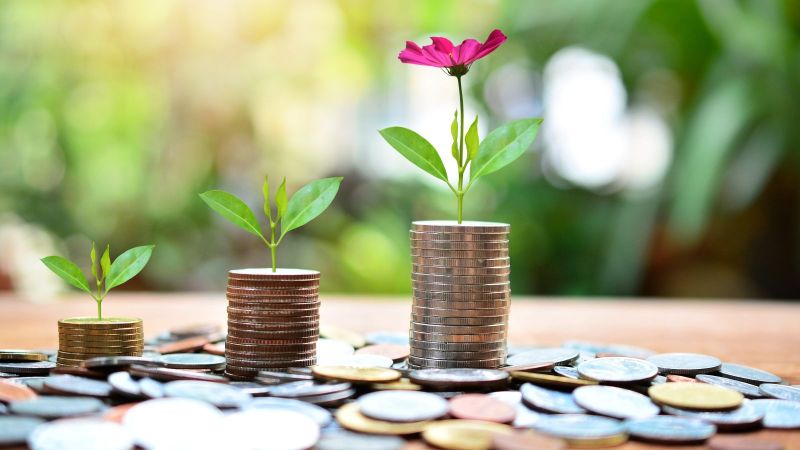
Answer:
409 220 510 369
225 268 320 380
57 318 144 367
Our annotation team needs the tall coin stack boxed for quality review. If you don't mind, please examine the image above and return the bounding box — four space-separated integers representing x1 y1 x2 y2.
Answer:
409 220 511 369
57 318 144 367
225 268 320 380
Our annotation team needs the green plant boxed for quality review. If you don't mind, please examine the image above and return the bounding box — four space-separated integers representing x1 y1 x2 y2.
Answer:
41 244 155 320
200 176 343 271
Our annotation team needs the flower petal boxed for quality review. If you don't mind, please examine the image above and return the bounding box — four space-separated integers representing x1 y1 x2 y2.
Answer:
430 36 454 54
453 39 481 65
421 43 451 67
399 40 439 66
470 29 507 62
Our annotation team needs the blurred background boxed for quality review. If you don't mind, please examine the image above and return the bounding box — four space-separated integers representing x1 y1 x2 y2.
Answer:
1 0 798 301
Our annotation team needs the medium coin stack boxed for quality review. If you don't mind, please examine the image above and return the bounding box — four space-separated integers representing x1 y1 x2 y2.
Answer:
225 268 320 380
57 318 143 367
409 220 510 369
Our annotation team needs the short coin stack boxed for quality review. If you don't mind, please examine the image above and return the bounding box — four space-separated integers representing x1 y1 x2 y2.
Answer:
225 268 320 380
57 318 143 367
409 220 510 369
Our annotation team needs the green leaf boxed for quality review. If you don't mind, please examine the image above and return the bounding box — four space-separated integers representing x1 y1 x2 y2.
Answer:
41 256 92 294
281 177 343 236
90 242 97 281
450 111 459 161
100 245 110 282
469 118 542 186
465 116 479 163
276 177 288 221
105 245 155 291
379 127 449 183
262 176 272 221
199 190 265 240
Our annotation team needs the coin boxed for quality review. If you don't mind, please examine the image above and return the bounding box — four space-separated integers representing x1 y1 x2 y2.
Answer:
122 398 224 450
422 419 514 450
167 323 220 339
333 402 429 435
708 436 785 450
409 348 506 361
413 220 510 232
646 353 722 375
58 317 142 328
219 409 320 450
759 383 800 402
160 353 226 370
501 362 555 373
9 396 105 418
202 342 225 356
491 431 566 450
313 366 401 383
411 256 511 268
520 383 587 414
139 378 165 399
667 374 698 383
315 432 405 450
43 374 112 397
411 307 507 319
534 414 628 447
358 391 449 422
412 300 509 310
412 264 510 276
697 374 764 398
506 348 579 367
448 393 516 423
409 369 509 390
661 401 764 431
413 281 510 293
366 332 409 346
749 399 800 429
163 380 251 408
649 382 743 410
0 416 45 447
510 372 597 389
27 418 134 450
355 344 410 362
577 357 659 383
0 378 37 402
410 331 506 343
0 350 48 362
0 361 55 375
129 365 228 383
108 371 142 398
573 385 659 419
624 416 716 443
269 381 352 398
245 397 332 426
552 366 580 379
411 238 509 249
227 267 320 280
718 363 782 385
81 356 160 371
408 356 504 369
412 273 510 285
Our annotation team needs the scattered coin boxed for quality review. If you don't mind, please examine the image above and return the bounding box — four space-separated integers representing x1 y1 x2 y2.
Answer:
81 356 160 372
355 344 410 362
0 416 45 446
336 402 431 435
552 366 580 379
491 431 566 450
313 366 401 383
667 374 698 383
759 383 800 402
500 362 554 373
510 372 596 389
534 414 628 447
646 353 722 375
315 431 405 450
245 397 332 426
577 357 658 383
624 416 716 443
422 419 514 450
27 418 134 450
661 401 764 431
520 383 586 414
749 399 800 429
128 365 228 383
649 381 743 410
163 380 251 408
718 363 782 385
574 385 659 419
358 391 449 422
708 435 785 450
138 378 164 399
122 398 223 450
269 380 352 398
506 348 579 367
0 378 37 402
9 396 105 419
108 372 142 398
160 353 226 370
218 409 320 450
0 361 55 375
43 374 112 397
696 374 764 398
448 393 516 423
408 369 508 390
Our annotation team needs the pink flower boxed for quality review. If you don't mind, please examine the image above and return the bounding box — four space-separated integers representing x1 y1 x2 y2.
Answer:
398 29 507 76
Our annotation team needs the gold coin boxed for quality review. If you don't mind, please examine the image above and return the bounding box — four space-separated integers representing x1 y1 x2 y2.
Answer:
370 378 423 391
0 350 48 362
510 372 597 389
320 325 366 349
312 365 401 383
422 420 513 450
648 382 743 410
335 402 430 435
58 317 142 328
563 433 628 448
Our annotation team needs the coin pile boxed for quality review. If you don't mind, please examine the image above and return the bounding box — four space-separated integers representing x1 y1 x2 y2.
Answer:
57 318 143 368
225 268 320 380
409 220 510 369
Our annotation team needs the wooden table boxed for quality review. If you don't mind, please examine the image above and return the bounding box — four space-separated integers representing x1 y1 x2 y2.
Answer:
1 293 799 449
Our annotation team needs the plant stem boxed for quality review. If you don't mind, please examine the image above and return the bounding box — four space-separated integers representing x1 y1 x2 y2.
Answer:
270 223 277 272
96 298 102 321
456 75 466 224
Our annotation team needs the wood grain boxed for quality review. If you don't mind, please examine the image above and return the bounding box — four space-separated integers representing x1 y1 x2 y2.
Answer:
0 293 798 449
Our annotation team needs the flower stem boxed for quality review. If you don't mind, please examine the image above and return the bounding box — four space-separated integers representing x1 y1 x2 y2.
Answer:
456 75 466 224
270 224 277 272
96 298 102 321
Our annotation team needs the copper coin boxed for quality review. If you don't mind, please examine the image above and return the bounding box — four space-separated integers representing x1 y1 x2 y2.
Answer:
411 256 511 268
448 393 516 423
225 357 316 368
413 291 510 301
501 362 555 373
226 281 320 291
411 322 507 334
411 220 510 233
227 307 319 316
225 342 316 352
410 331 506 343
226 298 320 306
708 435 784 450
354 344 410 362
226 287 320 296
226 294 320 302
227 314 320 324
492 431 566 450
409 230 509 240
0 378 37 402
227 268 320 280
412 264 511 276
156 336 210 354
202 343 225 356
411 315 507 326
667 375 699 383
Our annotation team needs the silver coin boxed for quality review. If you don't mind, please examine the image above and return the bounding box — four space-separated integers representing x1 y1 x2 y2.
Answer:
138 377 164 399
759 383 800 402
651 375 668 385
562 341 655 359
646 353 722 375
28 418 134 450
256 371 313 384
661 401 763 431
315 431 405 450
718 363 782 385
163 380 251 408
122 398 223 450
410 348 506 361
357 391 449 422
577 357 658 383
520 383 586 414
43 375 112 397
108 372 142 397
269 381 351 398
624 416 716 443
289 388 356 407
0 361 55 375
407 356 504 369
506 347 579 366
573 385 659 419
10 377 49 392
553 366 581 379
82 356 160 371
408 368 508 389
535 414 626 440
217 409 319 450
160 353 226 370
9 396 105 419
749 399 800 429
409 331 506 344
696 374 764 398
0 416 45 446
228 381 272 397
245 397 332 426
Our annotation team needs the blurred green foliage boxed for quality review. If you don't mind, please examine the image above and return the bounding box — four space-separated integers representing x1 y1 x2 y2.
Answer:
1 0 798 298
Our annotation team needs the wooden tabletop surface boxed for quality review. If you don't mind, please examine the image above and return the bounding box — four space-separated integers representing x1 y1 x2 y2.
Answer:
1 293 799 449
